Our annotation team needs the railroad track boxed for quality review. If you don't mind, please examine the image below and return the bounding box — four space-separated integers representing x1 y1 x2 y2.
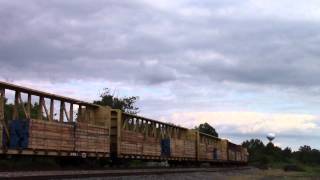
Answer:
0 167 251 180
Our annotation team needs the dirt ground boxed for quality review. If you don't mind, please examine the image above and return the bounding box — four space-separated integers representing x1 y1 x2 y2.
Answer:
73 168 320 180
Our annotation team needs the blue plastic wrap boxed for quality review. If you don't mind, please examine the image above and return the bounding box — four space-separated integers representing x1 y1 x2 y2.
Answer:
161 138 171 157
8 119 29 149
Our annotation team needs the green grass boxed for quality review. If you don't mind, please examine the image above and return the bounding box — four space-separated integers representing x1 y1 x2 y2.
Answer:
257 160 320 177
298 164 320 176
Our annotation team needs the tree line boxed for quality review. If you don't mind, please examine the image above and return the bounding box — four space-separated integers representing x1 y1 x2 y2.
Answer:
242 139 320 167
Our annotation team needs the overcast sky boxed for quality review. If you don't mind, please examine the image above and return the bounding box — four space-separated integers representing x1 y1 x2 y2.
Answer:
1 0 320 150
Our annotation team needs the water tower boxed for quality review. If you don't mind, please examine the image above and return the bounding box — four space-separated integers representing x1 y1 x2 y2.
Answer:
267 133 275 143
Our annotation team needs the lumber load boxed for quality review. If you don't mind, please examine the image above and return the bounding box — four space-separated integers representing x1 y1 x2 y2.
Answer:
170 139 184 157
227 141 243 161
29 120 110 153
143 136 161 156
75 123 109 153
120 130 144 155
199 140 224 161
199 143 213 160
28 119 74 151
220 140 228 161
242 148 248 162
198 133 225 161
170 139 196 158
183 140 196 158
120 130 161 156
199 143 207 160
77 106 111 127
236 151 241 161
228 149 236 161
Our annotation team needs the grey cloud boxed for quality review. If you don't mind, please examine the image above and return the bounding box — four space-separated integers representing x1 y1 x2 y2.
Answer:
1 0 320 88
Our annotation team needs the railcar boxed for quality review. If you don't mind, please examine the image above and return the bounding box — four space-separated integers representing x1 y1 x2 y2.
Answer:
0 81 248 166
197 132 228 162
0 81 110 158
227 141 248 165
108 108 248 165
110 110 197 161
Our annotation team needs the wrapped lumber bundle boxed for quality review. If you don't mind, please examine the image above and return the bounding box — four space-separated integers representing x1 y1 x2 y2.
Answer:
198 132 222 161
120 130 161 156
216 149 222 160
60 124 74 151
199 139 223 161
170 139 184 157
236 151 241 161
206 144 214 159
228 149 236 161
28 119 74 151
77 106 110 128
121 130 161 156
8 119 29 149
220 140 228 161
120 130 144 155
184 140 196 158
75 123 109 153
199 143 213 160
182 131 196 158
214 141 222 160
199 143 206 160
143 136 161 156
232 150 236 161
120 141 143 155
170 139 196 158
242 148 248 162
161 139 170 156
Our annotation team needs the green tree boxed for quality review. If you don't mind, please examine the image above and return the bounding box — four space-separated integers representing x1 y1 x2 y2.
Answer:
282 147 292 159
299 145 312 153
242 139 265 150
93 88 139 114
242 139 266 164
296 145 314 164
3 99 14 121
265 142 283 162
242 139 320 166
197 122 219 137
3 98 43 121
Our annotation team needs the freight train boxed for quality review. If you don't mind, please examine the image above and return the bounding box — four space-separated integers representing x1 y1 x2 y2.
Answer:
0 81 248 166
